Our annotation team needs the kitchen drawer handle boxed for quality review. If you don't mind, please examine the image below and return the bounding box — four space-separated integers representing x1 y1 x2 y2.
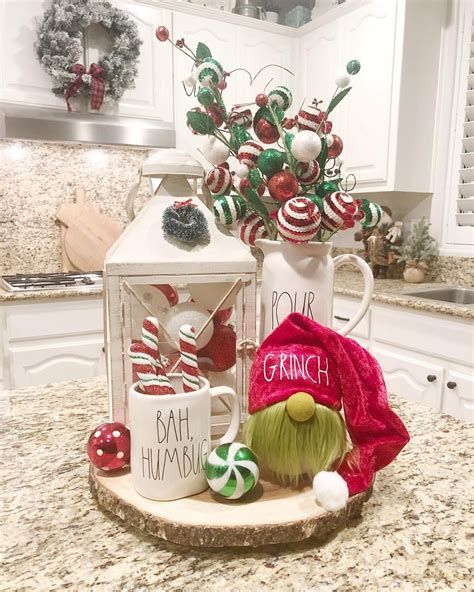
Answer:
446 381 457 390
334 315 350 322
426 375 437 382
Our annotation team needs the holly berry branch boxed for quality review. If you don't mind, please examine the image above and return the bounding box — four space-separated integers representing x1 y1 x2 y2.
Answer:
156 26 384 246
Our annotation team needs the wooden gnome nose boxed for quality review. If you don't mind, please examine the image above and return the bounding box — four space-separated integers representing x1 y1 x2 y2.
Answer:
286 392 316 422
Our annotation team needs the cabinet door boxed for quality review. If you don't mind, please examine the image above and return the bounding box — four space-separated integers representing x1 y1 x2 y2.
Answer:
337 0 398 187
373 346 444 411
173 12 238 157
443 368 474 423
299 19 341 118
8 338 105 388
234 28 296 107
85 2 173 120
0 0 65 108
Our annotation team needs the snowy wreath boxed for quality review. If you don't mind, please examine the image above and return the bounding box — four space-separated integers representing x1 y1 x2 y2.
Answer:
36 0 142 111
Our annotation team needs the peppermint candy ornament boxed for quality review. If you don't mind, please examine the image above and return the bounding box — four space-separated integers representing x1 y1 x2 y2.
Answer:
206 166 233 195
206 442 259 500
359 199 383 228
321 191 359 232
229 106 252 129
277 197 321 243
197 57 224 87
238 140 264 168
296 159 320 185
238 212 268 246
213 195 246 226
267 86 292 111
296 104 320 132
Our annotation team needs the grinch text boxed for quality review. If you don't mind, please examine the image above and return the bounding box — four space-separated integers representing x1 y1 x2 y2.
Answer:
263 353 330 385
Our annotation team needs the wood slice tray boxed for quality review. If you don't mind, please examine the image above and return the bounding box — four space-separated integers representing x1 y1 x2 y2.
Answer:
89 465 372 547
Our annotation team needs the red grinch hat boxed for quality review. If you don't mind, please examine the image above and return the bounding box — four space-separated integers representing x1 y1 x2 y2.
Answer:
248 313 409 497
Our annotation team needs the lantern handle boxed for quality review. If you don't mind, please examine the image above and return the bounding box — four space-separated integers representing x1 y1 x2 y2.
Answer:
125 169 142 221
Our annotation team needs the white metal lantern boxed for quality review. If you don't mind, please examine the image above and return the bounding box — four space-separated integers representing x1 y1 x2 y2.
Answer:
105 150 257 432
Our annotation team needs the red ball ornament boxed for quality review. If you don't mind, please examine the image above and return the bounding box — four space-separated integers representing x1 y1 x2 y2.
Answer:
268 170 299 203
206 104 224 128
283 117 296 130
255 118 280 144
198 324 236 372
218 80 227 90
155 26 169 42
152 284 179 307
327 134 343 159
87 422 130 471
239 176 265 198
211 306 233 326
256 93 268 107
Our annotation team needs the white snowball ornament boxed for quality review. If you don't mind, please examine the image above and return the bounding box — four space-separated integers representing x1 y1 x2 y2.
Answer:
163 303 214 350
183 75 195 88
313 471 349 512
234 162 250 178
335 74 351 88
201 136 230 166
290 131 322 163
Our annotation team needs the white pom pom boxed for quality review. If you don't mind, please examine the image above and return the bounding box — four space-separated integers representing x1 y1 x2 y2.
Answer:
201 136 230 166
184 75 195 88
191 68 199 83
234 163 250 178
291 130 322 163
326 134 334 148
313 471 349 512
335 74 351 89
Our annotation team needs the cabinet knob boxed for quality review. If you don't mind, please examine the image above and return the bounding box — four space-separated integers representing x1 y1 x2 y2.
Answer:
426 374 437 382
102 346 105 353
447 381 457 390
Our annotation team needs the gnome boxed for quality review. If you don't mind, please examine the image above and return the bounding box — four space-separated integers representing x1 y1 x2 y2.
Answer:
244 313 409 511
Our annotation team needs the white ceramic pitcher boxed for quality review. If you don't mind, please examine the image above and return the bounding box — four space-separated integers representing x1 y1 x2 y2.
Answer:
256 240 374 341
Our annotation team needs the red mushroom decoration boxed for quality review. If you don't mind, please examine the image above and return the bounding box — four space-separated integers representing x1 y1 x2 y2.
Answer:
87 422 131 471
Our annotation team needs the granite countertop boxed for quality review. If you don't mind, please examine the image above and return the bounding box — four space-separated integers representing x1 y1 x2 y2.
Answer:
2 377 472 591
1 271 473 320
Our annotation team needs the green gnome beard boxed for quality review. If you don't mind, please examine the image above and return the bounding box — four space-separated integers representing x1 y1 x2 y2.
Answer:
244 399 351 487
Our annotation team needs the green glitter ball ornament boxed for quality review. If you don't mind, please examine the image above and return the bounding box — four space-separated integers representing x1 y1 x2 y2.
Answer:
206 442 259 499
257 148 286 177
248 167 263 188
233 124 251 148
346 59 361 75
197 87 215 106
317 181 339 197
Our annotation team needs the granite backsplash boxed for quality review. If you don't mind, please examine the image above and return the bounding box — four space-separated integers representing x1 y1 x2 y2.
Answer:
0 140 472 286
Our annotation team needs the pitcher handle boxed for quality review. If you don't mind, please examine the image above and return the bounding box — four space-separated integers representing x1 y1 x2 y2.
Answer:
333 254 374 337
210 386 241 446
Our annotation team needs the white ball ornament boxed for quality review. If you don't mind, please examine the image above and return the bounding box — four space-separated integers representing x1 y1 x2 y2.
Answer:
234 162 250 178
183 75 195 88
163 303 214 350
335 74 351 89
201 136 230 166
313 471 349 512
191 67 198 83
290 131 322 163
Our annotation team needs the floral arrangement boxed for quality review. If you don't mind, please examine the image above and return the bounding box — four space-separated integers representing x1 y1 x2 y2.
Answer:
156 26 383 246
36 0 142 111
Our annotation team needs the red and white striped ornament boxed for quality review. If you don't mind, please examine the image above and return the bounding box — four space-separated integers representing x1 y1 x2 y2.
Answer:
237 140 264 168
296 105 320 132
238 212 268 246
296 159 320 185
206 166 233 195
321 191 359 232
277 197 321 243
229 106 252 128
179 324 200 392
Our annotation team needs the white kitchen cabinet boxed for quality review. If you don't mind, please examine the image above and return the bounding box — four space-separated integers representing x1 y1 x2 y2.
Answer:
298 0 445 193
372 345 444 412
0 0 173 121
1 297 105 390
334 294 474 422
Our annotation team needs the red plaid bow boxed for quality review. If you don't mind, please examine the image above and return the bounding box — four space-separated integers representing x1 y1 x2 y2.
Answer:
64 63 105 112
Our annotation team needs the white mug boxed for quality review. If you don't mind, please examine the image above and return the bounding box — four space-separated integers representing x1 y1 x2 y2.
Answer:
128 375 240 501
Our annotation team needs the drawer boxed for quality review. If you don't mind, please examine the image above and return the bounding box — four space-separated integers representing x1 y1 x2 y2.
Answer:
333 296 370 338
372 305 473 366
6 298 103 341
373 345 444 411
442 367 474 423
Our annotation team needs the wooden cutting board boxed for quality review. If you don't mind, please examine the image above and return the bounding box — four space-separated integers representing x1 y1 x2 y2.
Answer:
56 187 122 272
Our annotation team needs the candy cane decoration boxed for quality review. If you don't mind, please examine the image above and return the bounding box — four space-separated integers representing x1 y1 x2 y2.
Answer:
179 324 200 392
141 317 161 361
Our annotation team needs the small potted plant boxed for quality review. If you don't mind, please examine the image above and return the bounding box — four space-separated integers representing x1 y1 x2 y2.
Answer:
395 217 437 283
